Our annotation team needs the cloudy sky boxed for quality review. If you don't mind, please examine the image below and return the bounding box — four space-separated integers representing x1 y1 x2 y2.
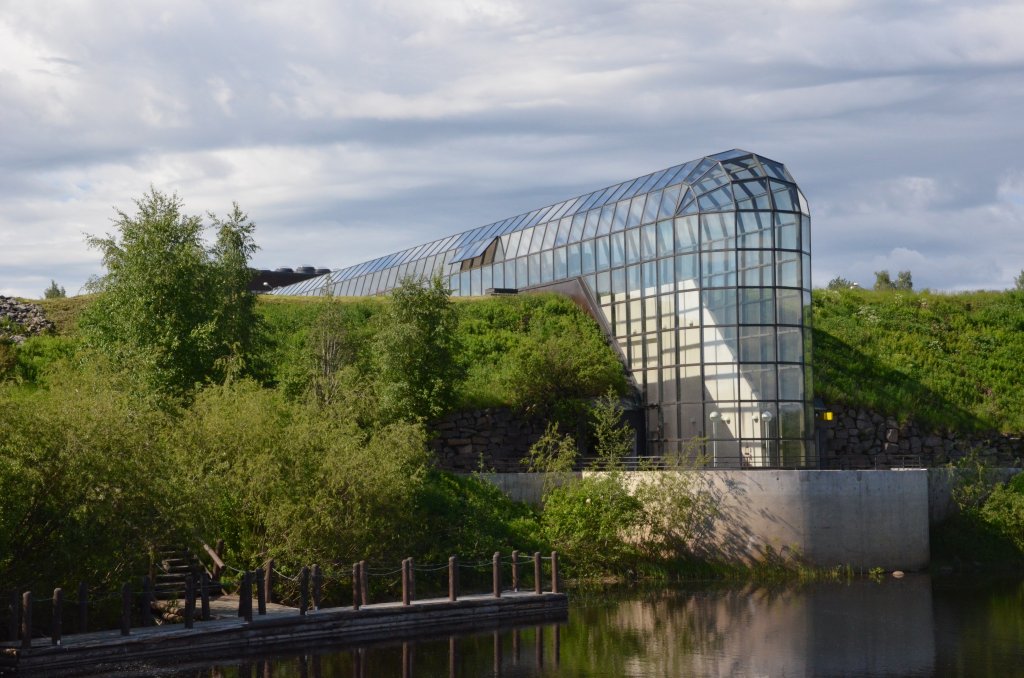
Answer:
2 0 1022 298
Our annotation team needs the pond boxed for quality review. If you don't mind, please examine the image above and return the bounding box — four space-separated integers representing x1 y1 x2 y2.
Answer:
108 575 1024 677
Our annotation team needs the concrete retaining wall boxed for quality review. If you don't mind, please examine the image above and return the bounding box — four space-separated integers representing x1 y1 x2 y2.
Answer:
480 470 946 570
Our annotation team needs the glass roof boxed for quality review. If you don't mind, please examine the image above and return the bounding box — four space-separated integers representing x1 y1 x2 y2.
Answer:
271 150 804 296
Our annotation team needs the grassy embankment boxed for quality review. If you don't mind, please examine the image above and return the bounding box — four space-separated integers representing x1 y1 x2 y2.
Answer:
812 287 1024 432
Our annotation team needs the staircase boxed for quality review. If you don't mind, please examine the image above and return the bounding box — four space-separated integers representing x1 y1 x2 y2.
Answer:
152 547 224 600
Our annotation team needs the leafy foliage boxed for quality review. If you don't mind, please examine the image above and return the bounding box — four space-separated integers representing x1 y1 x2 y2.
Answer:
373 276 462 423
43 280 66 299
541 475 644 575
826 275 856 290
80 189 262 399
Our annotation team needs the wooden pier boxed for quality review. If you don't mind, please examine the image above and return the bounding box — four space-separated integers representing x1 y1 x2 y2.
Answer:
0 591 567 675
1 550 567 675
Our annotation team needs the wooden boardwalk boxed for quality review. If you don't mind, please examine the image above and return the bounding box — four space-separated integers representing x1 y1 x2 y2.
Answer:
0 592 567 675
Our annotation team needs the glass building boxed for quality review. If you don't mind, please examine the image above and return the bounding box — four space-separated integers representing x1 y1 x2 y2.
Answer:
273 150 814 467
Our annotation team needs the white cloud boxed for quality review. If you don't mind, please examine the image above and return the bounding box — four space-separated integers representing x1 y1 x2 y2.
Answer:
1 0 1023 297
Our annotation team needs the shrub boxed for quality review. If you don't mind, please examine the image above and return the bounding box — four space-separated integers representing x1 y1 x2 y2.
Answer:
541 474 643 576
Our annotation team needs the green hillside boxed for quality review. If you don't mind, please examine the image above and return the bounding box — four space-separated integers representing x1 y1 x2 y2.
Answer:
812 288 1024 433
21 287 1024 434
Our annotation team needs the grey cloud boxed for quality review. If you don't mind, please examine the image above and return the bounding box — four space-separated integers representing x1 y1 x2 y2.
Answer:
2 0 1023 297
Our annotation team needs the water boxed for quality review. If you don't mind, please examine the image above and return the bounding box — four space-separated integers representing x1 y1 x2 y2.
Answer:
112 576 1024 677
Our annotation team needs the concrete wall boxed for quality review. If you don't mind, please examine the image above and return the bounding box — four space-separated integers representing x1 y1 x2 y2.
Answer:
479 470 936 570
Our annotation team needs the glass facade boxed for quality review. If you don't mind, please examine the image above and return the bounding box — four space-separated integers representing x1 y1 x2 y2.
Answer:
273 150 814 467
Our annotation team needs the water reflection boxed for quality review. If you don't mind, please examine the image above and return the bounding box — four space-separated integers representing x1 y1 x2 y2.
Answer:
145 576 1024 677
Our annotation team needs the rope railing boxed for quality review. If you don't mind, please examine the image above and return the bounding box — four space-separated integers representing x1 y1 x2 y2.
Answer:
3 547 560 647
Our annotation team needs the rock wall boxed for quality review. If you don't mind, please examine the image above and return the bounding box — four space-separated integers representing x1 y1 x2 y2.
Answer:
818 405 1024 468
0 296 55 344
430 408 553 472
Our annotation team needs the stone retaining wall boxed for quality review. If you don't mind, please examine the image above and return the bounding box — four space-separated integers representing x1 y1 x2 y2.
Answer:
819 405 1023 468
430 408 552 472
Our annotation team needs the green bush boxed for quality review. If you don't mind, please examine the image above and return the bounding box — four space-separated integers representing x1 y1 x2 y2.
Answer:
541 475 643 576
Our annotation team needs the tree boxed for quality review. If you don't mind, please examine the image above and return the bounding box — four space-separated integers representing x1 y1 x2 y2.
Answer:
81 189 261 398
826 276 856 290
874 269 913 291
895 270 913 291
873 270 894 291
42 280 66 299
1015 270 1024 291
373 275 462 422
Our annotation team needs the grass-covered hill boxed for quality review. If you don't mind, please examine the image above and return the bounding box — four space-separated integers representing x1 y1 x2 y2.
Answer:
12 287 1024 434
8 291 627 415
812 288 1024 433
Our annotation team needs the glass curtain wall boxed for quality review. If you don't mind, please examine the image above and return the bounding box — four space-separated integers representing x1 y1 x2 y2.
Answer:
273 150 814 467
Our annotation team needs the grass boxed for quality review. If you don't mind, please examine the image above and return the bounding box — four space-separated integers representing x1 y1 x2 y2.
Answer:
812 288 1024 432
14 287 1024 434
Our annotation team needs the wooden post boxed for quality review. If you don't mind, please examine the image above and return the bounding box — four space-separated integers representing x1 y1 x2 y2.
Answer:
402 641 412 678
255 567 267 615
51 588 62 646
240 572 253 621
448 636 457 678
184 577 195 629
200 572 211 621
8 590 19 642
77 582 87 634
359 560 368 608
352 562 361 610
492 552 501 598
550 551 559 594
120 583 131 636
20 591 31 649
448 556 458 602
265 559 275 605
533 552 542 594
141 576 154 626
401 559 411 606
553 624 561 667
311 565 322 611
299 566 310 616
408 557 415 602
511 550 519 592
493 630 503 676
